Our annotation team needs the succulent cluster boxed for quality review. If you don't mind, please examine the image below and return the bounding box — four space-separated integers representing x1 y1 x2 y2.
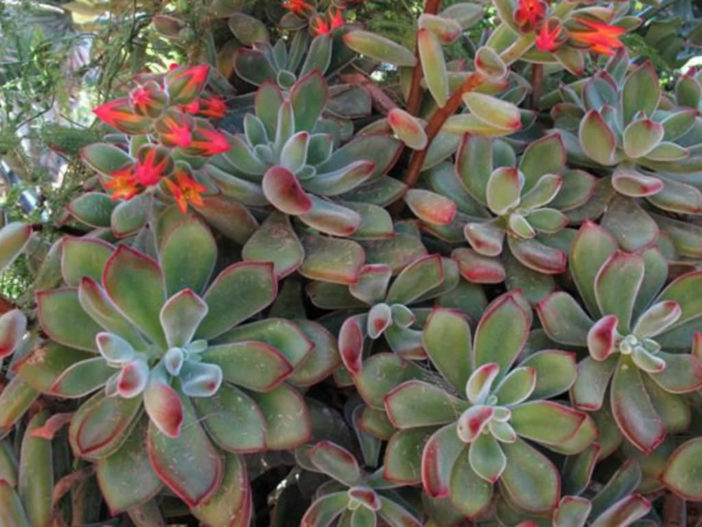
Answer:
2 0 702 525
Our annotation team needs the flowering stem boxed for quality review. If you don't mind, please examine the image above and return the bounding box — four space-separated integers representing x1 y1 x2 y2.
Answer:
406 0 443 115
392 72 485 215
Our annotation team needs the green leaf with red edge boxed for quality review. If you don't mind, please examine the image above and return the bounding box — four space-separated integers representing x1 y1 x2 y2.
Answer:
159 290 208 349
248 384 311 450
288 320 341 387
356 353 423 409
623 119 664 159
421 423 463 498
0 222 32 274
656 270 702 329
611 166 663 197
453 248 505 284
69 391 141 460
507 236 566 274
50 357 114 398
591 495 651 527
553 496 591 527
201 342 292 392
449 446 493 518
388 109 428 151
299 197 362 237
349 264 392 305
519 134 566 192
519 174 563 211
0 481 31 527
103 246 166 346
68 193 116 228
493 367 536 406
342 30 416 67
61 237 113 288
19 411 52 527
317 135 403 181
243 212 304 278
300 234 365 285
147 393 221 507
192 454 251 527
192 383 267 453
536 292 593 346
384 380 468 429
300 492 348 527
378 496 422 527
486 167 522 216
386 254 444 305
80 143 133 177
463 93 521 132
590 458 642 519
196 261 277 339
0 377 37 432
310 441 362 487
520 350 576 400
469 433 506 483
594 252 645 333
97 418 161 514
464 221 505 257
456 134 493 204
500 438 560 513
551 414 599 456
218 318 312 369
0 309 26 359
661 437 702 500
303 162 376 197
262 166 313 216
611 356 666 454
159 216 217 296
110 193 149 238
571 356 617 411
418 28 449 108
579 109 616 166
562 443 600 496
473 292 529 373
649 352 702 393
621 62 660 125
143 371 183 439
422 308 472 393
37 288 102 352
601 195 658 252
384 427 434 485
510 401 586 447
291 70 327 132
405 189 455 225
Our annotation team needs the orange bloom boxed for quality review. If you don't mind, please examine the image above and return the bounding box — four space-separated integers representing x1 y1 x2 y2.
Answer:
159 113 192 148
535 19 566 53
198 95 227 118
105 166 140 201
180 99 201 114
329 9 345 30
165 170 208 213
514 0 547 31
135 148 170 186
187 129 231 156
570 18 625 56
282 0 313 16
311 16 331 35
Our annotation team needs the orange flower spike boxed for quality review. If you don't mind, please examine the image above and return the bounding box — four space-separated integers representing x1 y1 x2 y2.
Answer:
514 0 547 31
311 16 331 36
188 129 231 156
282 0 313 16
93 99 150 134
105 166 140 201
166 170 208 213
199 95 227 118
329 9 345 30
165 64 210 105
180 99 201 115
571 18 626 56
135 148 170 186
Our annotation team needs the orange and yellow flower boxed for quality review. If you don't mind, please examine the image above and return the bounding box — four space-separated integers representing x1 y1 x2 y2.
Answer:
135 148 170 186
535 19 567 53
187 129 231 157
105 166 140 201
570 18 625 56
165 170 208 213
198 95 227 119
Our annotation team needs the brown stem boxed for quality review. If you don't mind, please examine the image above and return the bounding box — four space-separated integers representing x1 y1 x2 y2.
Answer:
531 63 543 109
390 72 485 216
663 493 686 527
405 0 443 115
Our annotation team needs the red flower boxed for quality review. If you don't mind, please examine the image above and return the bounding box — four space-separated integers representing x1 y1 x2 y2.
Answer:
570 18 625 56
180 99 201 114
93 99 150 134
514 0 547 31
187 129 231 156
535 19 566 53
198 95 227 118
129 81 167 118
135 148 170 186
311 16 331 35
157 112 192 148
165 170 208 213
329 9 345 30
282 0 313 16
105 166 140 201
165 64 210 105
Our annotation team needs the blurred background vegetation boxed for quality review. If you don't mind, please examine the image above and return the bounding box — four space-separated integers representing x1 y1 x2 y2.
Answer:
0 0 700 300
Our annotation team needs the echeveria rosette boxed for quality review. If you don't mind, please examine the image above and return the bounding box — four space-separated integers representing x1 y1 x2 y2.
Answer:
296 441 422 527
210 71 403 242
549 49 702 254
16 215 317 514
536 221 702 454
311 254 458 376
380 295 592 517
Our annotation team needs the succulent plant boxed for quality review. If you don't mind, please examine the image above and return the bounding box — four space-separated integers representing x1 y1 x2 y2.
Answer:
296 440 422 526
379 295 591 517
536 221 702 453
